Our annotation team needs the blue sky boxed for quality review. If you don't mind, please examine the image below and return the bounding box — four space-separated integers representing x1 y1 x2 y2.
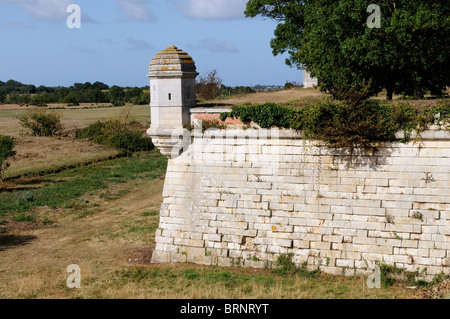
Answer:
0 0 304 88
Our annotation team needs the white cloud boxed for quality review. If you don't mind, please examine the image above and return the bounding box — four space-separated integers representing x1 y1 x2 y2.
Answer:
0 0 73 22
175 0 246 20
199 38 239 53
115 0 157 22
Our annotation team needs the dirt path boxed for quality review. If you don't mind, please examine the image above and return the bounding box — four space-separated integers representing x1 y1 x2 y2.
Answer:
0 177 165 298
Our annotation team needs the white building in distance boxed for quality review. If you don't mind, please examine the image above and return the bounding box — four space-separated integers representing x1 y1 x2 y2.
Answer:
303 70 318 88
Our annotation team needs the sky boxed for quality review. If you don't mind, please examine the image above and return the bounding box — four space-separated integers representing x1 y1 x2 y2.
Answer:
0 0 304 88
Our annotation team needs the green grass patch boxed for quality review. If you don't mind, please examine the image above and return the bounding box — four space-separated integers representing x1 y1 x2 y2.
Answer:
272 253 319 278
0 150 167 218
127 220 158 234
141 210 159 217
11 213 36 223
119 267 277 289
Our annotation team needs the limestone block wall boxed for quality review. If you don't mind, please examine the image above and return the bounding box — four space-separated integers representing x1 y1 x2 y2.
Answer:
303 70 318 88
151 129 450 277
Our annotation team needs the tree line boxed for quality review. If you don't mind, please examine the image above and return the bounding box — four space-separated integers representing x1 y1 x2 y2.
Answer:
0 80 150 106
1 78 260 106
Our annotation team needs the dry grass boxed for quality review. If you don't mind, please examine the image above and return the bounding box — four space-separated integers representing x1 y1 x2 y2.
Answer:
0 176 165 299
0 172 425 299
0 91 446 299
0 104 150 136
0 105 149 180
2 136 118 180
199 88 325 107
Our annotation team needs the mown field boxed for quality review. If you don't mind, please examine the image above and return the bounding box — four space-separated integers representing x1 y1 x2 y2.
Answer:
0 90 448 299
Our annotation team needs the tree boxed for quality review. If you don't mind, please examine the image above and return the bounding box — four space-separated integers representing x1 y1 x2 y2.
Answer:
0 135 16 182
92 81 109 91
196 69 223 101
245 0 450 100
109 85 125 105
0 91 6 104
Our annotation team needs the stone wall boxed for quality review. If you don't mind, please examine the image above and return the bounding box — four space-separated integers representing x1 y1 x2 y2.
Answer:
151 128 450 278
303 70 318 88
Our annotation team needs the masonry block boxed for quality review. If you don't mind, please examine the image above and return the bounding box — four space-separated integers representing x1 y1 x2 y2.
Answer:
150 129 450 281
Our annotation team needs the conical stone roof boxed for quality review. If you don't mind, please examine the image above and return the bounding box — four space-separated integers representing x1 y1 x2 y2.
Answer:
149 45 197 73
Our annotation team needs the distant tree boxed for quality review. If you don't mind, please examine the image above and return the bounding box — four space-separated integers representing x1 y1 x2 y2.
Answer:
197 69 223 101
21 93 31 105
30 92 53 106
245 0 450 100
109 85 125 105
125 87 143 103
92 81 109 91
35 85 53 94
54 87 70 103
72 83 85 91
22 85 36 94
0 91 6 104
132 91 150 105
4 80 23 93
6 92 21 104
284 81 300 90
82 82 93 90
63 91 80 105
0 135 16 182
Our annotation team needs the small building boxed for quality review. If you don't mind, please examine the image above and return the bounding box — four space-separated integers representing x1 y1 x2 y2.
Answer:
303 70 318 88
147 45 198 129
146 45 199 158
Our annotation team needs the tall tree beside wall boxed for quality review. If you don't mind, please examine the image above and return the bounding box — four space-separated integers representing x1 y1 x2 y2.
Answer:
245 0 450 100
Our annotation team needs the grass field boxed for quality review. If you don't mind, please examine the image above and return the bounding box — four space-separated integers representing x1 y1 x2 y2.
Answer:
0 89 448 299
0 104 150 136
0 104 149 180
0 151 428 299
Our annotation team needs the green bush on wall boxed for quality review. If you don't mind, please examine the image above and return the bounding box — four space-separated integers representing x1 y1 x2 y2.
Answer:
220 103 296 129
220 101 450 148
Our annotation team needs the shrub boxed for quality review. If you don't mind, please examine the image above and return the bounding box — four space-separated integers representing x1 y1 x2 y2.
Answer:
75 120 107 143
221 103 296 129
112 99 126 107
272 253 319 278
103 129 154 156
220 101 449 148
19 109 64 136
0 135 16 182
186 119 227 132
295 100 399 148
76 119 154 156
197 69 223 101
